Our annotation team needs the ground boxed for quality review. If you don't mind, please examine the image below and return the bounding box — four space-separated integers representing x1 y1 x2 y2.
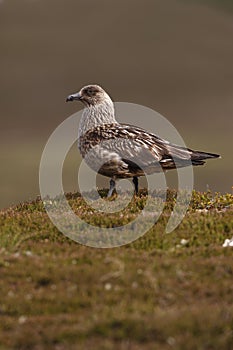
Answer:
0 190 233 349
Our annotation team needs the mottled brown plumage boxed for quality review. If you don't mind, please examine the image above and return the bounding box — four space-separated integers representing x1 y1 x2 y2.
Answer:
66 85 220 196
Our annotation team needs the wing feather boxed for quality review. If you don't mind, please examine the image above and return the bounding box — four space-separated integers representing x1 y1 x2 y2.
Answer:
78 123 219 178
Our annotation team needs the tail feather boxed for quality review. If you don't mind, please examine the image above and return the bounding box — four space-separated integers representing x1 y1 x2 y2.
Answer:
158 143 220 170
190 150 220 161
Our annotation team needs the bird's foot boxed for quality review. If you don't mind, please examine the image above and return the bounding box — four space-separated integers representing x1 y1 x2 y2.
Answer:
107 179 116 198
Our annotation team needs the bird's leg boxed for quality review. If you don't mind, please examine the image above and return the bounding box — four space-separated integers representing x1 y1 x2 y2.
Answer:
132 176 139 195
107 178 116 198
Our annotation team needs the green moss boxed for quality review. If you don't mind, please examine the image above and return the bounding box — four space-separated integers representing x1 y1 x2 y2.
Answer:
0 190 232 349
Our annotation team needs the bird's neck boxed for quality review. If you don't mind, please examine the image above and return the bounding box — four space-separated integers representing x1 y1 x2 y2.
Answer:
78 99 117 137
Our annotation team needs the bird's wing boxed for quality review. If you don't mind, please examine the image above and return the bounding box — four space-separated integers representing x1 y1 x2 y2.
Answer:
120 124 218 168
78 123 219 176
78 123 164 175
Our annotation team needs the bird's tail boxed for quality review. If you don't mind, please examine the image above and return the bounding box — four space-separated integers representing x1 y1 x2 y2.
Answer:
190 150 220 166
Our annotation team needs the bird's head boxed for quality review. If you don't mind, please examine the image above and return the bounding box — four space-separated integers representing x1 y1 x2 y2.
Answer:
66 84 111 107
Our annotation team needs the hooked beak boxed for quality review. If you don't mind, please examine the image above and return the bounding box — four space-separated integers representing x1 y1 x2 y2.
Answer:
66 92 82 102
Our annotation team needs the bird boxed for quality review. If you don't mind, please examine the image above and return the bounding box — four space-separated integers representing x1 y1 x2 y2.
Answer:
66 84 220 197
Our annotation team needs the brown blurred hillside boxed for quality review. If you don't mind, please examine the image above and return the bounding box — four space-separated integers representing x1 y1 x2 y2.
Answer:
0 0 233 208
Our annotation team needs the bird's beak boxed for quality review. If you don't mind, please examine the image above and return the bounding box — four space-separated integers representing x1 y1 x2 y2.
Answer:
66 92 82 102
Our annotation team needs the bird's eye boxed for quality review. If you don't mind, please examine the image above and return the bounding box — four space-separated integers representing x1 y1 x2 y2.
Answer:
85 87 98 97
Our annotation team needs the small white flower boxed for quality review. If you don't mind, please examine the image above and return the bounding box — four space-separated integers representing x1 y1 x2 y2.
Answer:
223 238 233 247
104 283 112 291
18 315 27 324
180 239 189 246
25 251 33 257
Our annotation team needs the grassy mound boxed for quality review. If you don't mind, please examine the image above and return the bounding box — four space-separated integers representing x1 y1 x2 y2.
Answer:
0 191 233 349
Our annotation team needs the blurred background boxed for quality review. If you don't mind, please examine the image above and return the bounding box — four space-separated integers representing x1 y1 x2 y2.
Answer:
1 0 233 209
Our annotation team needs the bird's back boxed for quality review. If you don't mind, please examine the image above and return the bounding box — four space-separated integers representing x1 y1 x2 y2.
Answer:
78 123 220 178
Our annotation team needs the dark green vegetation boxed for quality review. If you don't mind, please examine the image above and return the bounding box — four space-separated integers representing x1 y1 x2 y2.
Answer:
0 191 233 349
